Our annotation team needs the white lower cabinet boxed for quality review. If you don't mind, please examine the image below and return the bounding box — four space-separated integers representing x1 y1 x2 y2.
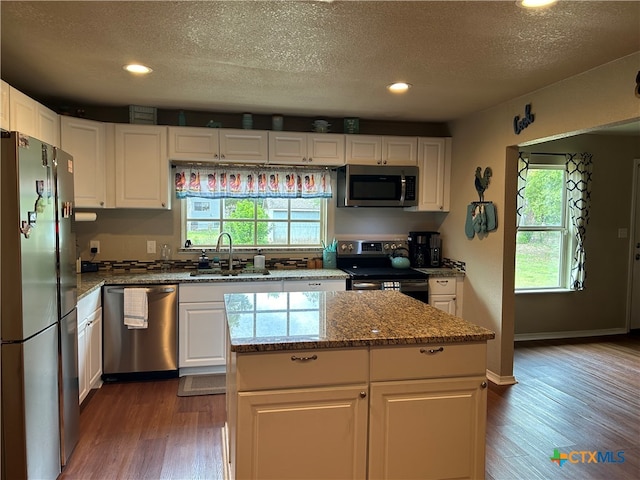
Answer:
368 377 486 479
236 385 368 479
228 342 488 479
429 276 463 317
178 281 281 374
77 289 103 404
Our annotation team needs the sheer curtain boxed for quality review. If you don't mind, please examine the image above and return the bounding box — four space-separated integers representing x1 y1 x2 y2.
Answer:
173 165 332 199
565 152 593 290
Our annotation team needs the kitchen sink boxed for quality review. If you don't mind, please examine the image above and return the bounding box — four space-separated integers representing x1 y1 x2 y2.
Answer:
189 268 270 277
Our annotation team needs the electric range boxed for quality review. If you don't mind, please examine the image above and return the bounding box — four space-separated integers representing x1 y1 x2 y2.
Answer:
336 239 429 303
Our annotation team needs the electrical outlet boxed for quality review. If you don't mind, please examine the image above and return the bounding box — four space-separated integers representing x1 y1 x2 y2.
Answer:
90 240 100 254
147 240 156 254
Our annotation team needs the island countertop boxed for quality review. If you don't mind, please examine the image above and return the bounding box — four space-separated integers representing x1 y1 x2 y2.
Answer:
225 290 494 353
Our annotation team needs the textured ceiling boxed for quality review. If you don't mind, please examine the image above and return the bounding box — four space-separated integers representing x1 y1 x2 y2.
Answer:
1 0 639 124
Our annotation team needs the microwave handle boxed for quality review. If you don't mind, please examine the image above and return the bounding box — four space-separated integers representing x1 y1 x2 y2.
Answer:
399 172 406 205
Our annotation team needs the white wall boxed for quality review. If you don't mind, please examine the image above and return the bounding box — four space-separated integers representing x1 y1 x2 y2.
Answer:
444 53 640 383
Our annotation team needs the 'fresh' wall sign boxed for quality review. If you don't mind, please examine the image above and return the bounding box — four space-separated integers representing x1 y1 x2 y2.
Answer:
513 103 535 135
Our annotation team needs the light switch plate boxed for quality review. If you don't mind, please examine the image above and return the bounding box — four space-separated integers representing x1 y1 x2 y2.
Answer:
147 240 156 254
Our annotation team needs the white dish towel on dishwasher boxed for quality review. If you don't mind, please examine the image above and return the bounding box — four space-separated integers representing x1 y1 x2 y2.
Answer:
124 288 148 329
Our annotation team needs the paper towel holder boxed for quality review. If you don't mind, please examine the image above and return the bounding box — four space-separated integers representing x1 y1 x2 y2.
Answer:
74 212 97 222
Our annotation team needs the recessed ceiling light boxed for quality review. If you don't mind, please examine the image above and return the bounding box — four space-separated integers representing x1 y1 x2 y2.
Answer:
123 64 153 74
387 82 411 93
517 0 558 8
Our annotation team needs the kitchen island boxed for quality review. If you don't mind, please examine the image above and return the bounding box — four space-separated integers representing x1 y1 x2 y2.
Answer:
224 290 494 480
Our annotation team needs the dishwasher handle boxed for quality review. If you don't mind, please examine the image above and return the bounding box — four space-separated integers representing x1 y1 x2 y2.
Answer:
105 286 176 295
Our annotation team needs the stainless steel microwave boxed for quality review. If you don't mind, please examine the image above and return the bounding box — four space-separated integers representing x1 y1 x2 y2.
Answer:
336 164 419 207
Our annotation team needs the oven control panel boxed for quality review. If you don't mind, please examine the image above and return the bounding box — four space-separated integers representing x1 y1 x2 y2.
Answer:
337 240 408 256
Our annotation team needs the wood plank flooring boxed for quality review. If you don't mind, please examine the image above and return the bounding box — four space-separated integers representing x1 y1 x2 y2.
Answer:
486 334 640 480
60 334 640 480
59 380 227 480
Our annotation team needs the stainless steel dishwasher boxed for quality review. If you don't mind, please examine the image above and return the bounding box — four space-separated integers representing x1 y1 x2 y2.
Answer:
103 284 178 381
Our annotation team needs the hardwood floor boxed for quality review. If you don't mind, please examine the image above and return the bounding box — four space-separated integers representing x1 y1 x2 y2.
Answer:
61 335 640 479
486 334 640 480
59 380 227 480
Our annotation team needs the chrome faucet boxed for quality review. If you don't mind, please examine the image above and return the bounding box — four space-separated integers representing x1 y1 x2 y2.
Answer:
215 232 233 272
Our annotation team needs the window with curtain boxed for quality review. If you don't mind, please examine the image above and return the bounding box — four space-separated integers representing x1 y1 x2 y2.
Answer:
516 163 571 289
175 165 330 248
515 152 593 291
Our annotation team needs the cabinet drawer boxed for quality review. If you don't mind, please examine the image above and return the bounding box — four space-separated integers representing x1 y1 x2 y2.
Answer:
428 277 456 295
77 288 101 321
179 281 281 302
237 348 368 391
370 343 486 381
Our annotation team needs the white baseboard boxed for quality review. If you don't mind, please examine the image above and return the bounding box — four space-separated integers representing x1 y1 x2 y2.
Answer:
514 327 628 342
486 369 517 386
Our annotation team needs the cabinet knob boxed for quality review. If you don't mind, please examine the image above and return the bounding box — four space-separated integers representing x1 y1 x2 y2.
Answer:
360 391 367 398
161 202 166 207
308 157 313 162
481 381 488 389
214 153 219 159
221 154 226 160
99 201 104 206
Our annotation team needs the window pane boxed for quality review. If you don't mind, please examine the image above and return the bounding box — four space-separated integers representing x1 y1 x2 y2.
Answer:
267 221 288 244
515 231 562 288
224 198 254 219
290 223 320 245
186 220 219 246
519 169 564 227
226 221 256 246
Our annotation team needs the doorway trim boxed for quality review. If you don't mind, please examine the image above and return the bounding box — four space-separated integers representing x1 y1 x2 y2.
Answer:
627 158 640 330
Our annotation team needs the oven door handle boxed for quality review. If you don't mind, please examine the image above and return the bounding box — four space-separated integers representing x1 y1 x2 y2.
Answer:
351 282 381 290
399 172 406 205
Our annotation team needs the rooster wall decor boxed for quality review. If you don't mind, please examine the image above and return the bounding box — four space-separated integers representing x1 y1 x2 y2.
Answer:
474 167 492 202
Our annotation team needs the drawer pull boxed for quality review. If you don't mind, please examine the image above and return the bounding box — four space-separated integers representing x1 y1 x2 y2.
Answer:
420 347 444 354
291 354 318 362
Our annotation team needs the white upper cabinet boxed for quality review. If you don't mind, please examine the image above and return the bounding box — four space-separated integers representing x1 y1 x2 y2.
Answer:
9 85 60 146
382 136 417 165
61 116 107 208
114 124 169 209
346 135 416 165
218 128 268 163
167 127 268 163
269 132 345 165
345 135 382 165
9 86 38 137
406 137 452 212
168 126 220 161
1 80 10 131
37 104 60 147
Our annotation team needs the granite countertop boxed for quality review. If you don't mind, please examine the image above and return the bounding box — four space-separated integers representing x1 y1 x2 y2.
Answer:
415 267 465 277
76 267 462 301
225 290 494 353
76 269 349 300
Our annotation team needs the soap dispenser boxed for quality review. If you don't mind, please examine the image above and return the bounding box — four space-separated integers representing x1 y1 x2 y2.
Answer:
198 249 210 269
254 249 266 271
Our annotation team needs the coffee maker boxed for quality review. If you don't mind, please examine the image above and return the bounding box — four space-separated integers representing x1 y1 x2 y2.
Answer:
408 231 442 267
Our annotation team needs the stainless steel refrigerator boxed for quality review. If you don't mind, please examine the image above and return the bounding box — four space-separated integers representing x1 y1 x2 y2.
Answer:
1 132 79 479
